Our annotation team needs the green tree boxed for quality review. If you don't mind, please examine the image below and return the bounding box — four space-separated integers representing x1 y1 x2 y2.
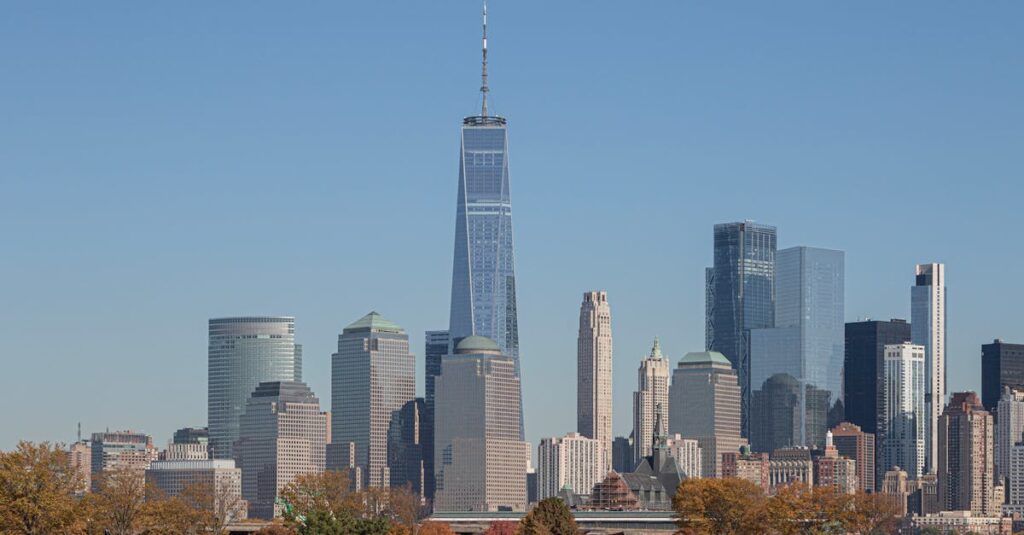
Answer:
519 498 576 535
0 441 81 535
673 478 768 535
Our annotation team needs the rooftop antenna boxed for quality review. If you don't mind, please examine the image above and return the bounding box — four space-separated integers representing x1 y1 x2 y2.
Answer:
480 0 489 117
77 422 81 442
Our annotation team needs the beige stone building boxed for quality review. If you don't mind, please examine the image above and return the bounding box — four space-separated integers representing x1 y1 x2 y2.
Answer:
577 291 613 466
632 339 669 466
938 391 995 516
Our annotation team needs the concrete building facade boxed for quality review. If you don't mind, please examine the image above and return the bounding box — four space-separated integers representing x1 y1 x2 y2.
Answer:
633 339 669 466
577 291 613 467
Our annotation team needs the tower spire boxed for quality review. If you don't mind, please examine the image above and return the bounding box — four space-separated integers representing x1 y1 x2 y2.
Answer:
480 0 489 117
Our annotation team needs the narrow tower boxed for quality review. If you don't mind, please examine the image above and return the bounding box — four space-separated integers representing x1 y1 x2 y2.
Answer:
912 262 946 474
577 291 613 465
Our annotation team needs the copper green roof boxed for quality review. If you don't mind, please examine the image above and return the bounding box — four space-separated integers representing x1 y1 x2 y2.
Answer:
343 311 404 333
677 351 731 366
455 335 501 354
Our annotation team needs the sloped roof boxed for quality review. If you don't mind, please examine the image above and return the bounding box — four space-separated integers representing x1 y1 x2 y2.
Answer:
344 311 404 333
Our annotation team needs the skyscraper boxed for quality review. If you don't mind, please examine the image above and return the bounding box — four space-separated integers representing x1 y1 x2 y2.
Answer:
387 398 425 495
830 421 876 494
937 392 995 516
329 312 414 488
844 319 912 435
537 432 607 500
235 381 326 519
982 340 1024 411
911 262 946 474
709 222 777 437
995 388 1024 485
750 246 844 451
668 351 745 478
632 339 670 466
423 329 449 500
577 291 613 460
434 336 528 512
208 317 302 460
880 342 926 480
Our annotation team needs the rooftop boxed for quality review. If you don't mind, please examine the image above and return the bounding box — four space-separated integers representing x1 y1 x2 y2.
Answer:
455 335 501 354
343 311 404 334
677 351 732 367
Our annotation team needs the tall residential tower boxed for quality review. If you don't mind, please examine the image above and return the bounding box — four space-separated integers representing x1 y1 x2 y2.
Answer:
577 291 613 459
911 263 946 474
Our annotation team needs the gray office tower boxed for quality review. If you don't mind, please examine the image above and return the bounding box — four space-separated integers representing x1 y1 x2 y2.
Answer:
388 398 425 494
982 340 1024 411
330 312 415 488
423 330 449 499
844 319 912 434
708 222 777 437
750 246 844 451
208 317 302 460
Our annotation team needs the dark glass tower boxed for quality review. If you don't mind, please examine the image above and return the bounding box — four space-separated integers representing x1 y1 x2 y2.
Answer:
981 339 1024 411
709 222 777 437
422 329 449 500
844 319 912 434
447 2 523 436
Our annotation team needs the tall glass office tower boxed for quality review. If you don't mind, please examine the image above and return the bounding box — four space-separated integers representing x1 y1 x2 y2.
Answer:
749 247 844 451
709 222 777 437
208 316 302 459
448 3 522 376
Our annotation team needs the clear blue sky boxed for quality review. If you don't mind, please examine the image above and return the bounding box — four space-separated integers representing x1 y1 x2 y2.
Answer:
2 1 1022 452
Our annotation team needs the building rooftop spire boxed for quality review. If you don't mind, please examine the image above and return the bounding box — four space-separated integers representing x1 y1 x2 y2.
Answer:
480 0 489 117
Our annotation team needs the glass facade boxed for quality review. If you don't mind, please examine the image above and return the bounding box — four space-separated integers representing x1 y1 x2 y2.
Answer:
750 247 844 451
422 329 449 500
844 320 912 435
449 116 519 361
207 317 301 460
710 222 777 436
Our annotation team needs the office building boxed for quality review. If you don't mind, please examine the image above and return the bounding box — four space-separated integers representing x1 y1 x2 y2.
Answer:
235 381 326 519
90 430 158 490
329 312 415 488
996 388 1024 485
632 339 669 465
708 221 777 437
830 421 875 493
880 342 926 480
423 329 449 499
145 459 246 522
434 336 528 512
1005 439 1024 515
537 432 607 500
911 263 945 474
668 350 746 477
208 317 301 459
982 340 1024 412
387 398 425 494
611 436 633 473
750 246 844 452
577 291 613 466
938 392 995 516
844 319 912 435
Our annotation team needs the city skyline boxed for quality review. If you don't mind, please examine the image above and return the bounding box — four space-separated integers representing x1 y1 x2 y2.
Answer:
4 1 1024 456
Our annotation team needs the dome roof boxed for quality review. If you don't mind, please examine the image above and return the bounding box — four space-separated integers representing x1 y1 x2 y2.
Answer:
455 335 501 354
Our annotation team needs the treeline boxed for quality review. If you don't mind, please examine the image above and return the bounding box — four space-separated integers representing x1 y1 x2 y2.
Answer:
673 478 901 535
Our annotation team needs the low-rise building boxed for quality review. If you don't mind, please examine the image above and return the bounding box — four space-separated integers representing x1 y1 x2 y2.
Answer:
145 459 246 522
910 511 1011 534
721 446 769 493
769 447 813 492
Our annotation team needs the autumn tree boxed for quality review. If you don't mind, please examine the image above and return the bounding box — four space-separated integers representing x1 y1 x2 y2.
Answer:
0 441 81 535
138 486 214 535
673 478 768 535
179 478 247 533
418 521 455 535
846 491 901 535
519 498 577 535
86 467 148 535
484 520 518 535
279 470 356 521
255 523 297 535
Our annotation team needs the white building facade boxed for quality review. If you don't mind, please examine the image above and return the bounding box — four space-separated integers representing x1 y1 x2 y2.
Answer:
577 291 613 467
880 342 926 479
633 339 670 465
537 432 607 500
911 263 945 474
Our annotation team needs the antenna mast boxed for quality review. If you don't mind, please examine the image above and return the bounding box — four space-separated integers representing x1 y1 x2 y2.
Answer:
480 0 489 117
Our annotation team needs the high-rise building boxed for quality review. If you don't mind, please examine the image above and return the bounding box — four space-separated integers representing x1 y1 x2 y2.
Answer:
536 432 607 500
68 441 91 494
911 263 946 474
172 427 209 446
423 329 449 500
881 467 911 517
235 381 326 519
982 340 1024 412
880 342 926 480
814 431 857 495
387 398 425 495
844 319 912 435
709 222 777 437
89 430 158 490
577 291 613 466
704 267 715 350
996 388 1024 485
208 317 301 460
665 434 702 479
434 336 528 512
668 351 746 478
750 247 844 451
937 392 995 516
611 436 633 473
1005 438 1024 515
329 312 414 488
145 459 246 522
632 339 670 465
830 421 875 493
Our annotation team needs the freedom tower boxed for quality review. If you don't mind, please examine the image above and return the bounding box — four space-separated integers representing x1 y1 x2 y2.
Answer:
448 2 519 362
